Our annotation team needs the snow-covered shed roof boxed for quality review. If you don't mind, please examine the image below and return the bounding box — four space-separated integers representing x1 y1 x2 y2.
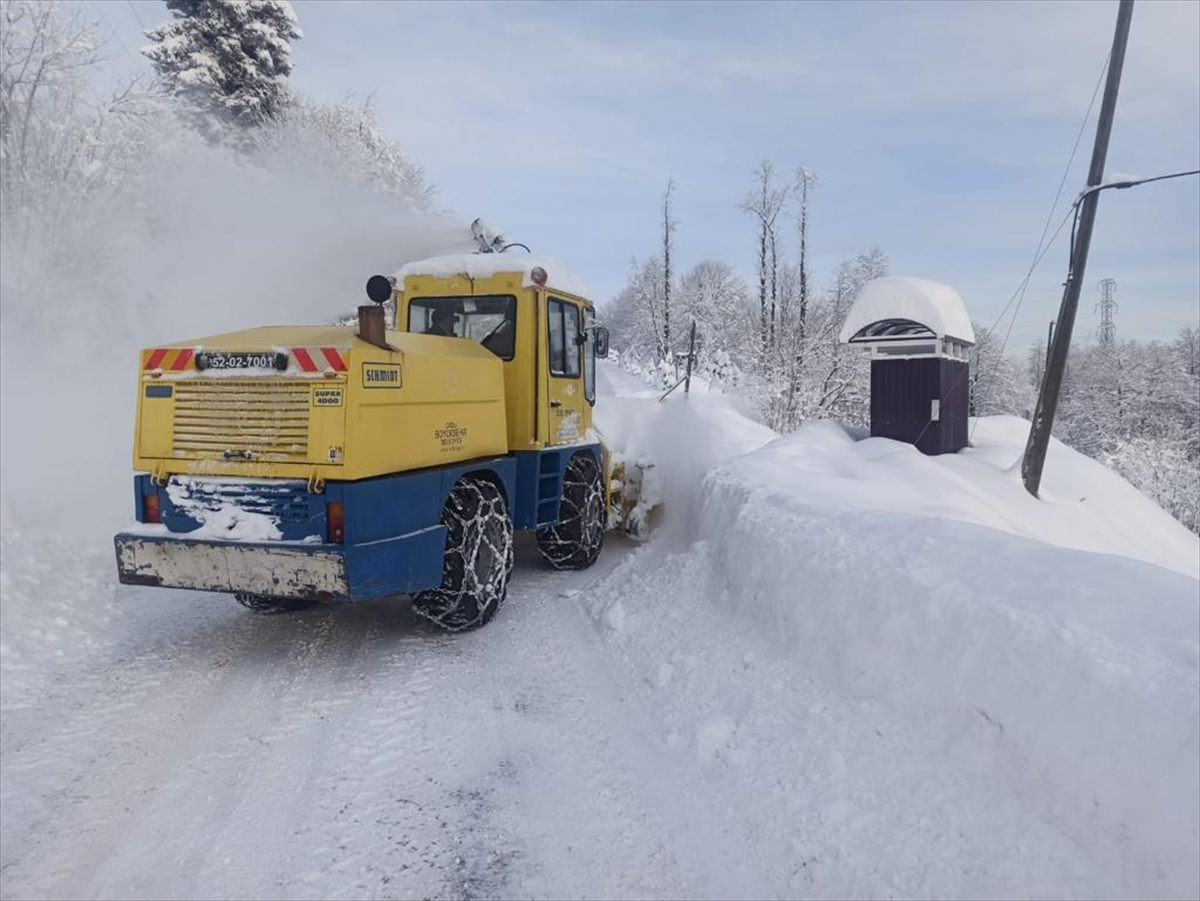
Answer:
395 253 592 300
839 277 975 346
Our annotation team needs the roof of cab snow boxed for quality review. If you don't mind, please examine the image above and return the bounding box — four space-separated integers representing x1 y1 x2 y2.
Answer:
839 276 975 345
396 253 592 300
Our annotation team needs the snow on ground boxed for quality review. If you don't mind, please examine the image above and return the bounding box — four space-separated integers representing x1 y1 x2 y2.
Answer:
2 361 1197 900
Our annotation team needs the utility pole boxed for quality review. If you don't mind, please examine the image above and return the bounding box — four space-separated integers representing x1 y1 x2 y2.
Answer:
1022 0 1134 498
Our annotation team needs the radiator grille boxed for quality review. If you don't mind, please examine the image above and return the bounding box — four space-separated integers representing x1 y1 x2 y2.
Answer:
172 380 311 462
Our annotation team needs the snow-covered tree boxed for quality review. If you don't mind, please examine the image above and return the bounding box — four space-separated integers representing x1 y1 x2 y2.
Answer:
254 95 433 211
1 0 161 294
1105 434 1199 534
807 248 886 424
142 0 302 139
1032 327 1200 534
969 323 1025 417
675 260 753 363
608 255 667 362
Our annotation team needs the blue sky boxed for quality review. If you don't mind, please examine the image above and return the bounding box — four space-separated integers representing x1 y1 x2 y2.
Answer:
99 0 1199 349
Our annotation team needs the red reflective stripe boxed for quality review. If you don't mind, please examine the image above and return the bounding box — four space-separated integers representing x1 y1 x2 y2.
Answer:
293 347 317 372
170 348 193 371
145 348 167 370
321 347 347 371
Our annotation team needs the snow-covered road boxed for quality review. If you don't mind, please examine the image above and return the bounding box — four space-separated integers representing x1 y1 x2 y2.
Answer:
1 533 748 900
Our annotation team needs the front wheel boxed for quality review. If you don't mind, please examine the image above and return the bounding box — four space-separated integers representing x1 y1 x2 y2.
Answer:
412 478 514 632
537 453 605 571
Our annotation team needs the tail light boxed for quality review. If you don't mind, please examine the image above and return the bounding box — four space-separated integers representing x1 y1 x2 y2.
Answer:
327 501 344 544
143 492 161 524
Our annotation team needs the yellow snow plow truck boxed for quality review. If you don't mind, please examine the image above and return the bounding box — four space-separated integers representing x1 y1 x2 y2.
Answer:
114 234 652 630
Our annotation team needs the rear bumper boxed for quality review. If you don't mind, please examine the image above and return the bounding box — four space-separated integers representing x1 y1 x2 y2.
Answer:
114 526 446 601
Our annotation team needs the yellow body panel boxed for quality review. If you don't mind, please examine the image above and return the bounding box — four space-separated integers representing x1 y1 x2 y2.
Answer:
398 272 595 453
133 325 507 482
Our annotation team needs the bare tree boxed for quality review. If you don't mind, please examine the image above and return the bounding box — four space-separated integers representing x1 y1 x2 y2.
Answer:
778 166 819 427
740 160 790 368
662 177 676 355
793 167 818 353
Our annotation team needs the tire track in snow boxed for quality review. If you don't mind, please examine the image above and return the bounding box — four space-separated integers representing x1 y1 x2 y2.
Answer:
3 534 762 900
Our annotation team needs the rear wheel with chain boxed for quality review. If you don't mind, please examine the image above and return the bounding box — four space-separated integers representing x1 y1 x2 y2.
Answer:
413 477 514 631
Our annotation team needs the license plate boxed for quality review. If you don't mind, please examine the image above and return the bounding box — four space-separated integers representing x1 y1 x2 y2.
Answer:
195 352 288 371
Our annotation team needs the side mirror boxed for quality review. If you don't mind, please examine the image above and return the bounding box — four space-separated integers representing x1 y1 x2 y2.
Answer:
594 326 610 359
365 274 393 305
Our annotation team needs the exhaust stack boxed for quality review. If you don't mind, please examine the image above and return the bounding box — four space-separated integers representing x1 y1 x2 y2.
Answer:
361 275 395 349
357 304 387 348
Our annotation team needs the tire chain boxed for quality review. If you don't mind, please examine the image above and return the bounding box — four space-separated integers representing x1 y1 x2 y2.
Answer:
414 479 514 632
537 455 605 570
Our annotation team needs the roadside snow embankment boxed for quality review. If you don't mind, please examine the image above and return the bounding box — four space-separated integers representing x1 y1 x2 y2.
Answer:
593 366 1200 899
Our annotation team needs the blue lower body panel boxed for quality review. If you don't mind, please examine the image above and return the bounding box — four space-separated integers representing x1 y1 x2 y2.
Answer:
114 525 447 601
119 456 521 601
512 444 603 531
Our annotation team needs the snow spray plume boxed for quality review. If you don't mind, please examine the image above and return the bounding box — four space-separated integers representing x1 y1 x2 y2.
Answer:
0 121 473 538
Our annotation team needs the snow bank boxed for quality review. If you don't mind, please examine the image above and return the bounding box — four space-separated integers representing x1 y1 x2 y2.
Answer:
696 460 1198 898
590 363 1199 898
839 275 976 344
594 366 776 537
396 253 592 299
729 415 1199 579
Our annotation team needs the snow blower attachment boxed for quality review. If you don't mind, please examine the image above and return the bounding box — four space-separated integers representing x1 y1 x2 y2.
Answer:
114 222 660 630
607 455 662 540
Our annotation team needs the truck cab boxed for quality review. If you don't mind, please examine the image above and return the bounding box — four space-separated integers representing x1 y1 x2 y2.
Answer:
395 256 605 457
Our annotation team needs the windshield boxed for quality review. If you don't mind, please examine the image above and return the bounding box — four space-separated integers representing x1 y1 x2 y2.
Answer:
407 295 516 360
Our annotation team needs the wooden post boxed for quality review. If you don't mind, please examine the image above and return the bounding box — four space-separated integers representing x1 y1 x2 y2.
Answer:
684 321 697 394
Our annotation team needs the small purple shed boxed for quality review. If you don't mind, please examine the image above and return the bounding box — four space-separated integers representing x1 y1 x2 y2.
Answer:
840 277 976 456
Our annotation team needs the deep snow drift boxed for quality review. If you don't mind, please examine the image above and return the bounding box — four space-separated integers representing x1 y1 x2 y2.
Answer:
589 366 1199 899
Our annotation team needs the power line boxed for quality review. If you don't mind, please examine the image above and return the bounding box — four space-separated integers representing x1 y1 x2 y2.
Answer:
87 0 136 62
125 0 148 32
969 49 1111 436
